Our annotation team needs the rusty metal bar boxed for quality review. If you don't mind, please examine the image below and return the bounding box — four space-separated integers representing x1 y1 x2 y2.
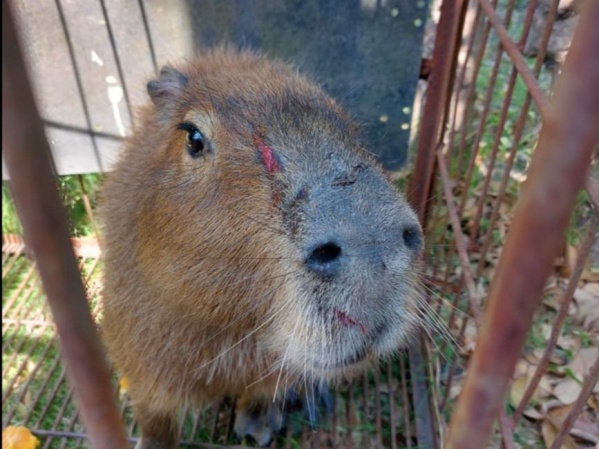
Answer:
408 0 467 222
361 374 370 449
399 356 412 448
2 234 102 258
445 1 480 158
408 3 470 446
465 0 539 240
445 0 599 446
436 149 482 323
22 345 63 424
1 1 128 448
408 333 437 449
453 0 499 174
386 362 397 449
475 0 564 276
476 0 549 114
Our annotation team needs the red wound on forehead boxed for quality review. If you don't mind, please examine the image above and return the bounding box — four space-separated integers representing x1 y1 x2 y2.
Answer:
254 136 280 174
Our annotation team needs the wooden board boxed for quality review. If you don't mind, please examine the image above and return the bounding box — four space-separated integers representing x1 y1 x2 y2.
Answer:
3 0 427 179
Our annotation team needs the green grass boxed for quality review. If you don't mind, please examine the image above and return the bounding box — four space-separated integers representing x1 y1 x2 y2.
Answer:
2 173 103 238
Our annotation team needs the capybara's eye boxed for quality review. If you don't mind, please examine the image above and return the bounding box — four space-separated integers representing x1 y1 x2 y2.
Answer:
177 122 205 158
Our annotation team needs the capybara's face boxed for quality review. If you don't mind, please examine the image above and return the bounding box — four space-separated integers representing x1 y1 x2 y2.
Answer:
102 51 423 386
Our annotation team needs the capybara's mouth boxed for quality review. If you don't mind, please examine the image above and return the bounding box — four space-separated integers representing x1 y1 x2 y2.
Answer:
334 308 390 342
334 309 367 334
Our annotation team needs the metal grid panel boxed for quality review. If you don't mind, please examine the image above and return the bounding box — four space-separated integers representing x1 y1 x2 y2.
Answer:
2 236 422 448
413 0 599 447
3 0 599 448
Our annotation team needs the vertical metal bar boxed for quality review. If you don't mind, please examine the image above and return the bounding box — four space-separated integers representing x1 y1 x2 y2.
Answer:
446 0 482 163
408 333 437 449
408 2 470 446
396 356 410 448
386 362 397 449
408 0 467 222
2 2 128 448
445 0 599 446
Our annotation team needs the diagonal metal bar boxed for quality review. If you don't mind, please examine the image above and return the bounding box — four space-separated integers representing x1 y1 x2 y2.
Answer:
2 1 128 448
476 0 549 115
445 0 599 446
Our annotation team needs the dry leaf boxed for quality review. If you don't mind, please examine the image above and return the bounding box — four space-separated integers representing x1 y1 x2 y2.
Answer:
547 405 599 444
541 419 578 449
556 333 582 353
449 381 463 401
511 375 530 407
523 406 544 420
538 375 554 398
462 320 478 354
553 378 583 404
568 347 599 393
542 399 568 414
583 283 599 297
2 426 40 449
119 376 129 393
515 359 534 377
574 288 599 332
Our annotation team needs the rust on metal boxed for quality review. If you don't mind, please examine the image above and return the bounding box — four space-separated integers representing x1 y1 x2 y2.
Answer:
436 148 483 323
408 0 467 223
476 0 549 114
475 0 566 277
2 1 128 448
445 0 599 447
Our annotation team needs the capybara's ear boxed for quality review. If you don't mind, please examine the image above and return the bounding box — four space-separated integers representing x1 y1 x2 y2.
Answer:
147 66 188 120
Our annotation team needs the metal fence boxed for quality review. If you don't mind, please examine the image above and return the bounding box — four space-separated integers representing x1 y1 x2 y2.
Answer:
3 0 598 448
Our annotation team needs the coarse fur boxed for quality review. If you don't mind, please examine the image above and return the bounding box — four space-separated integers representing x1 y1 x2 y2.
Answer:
100 48 424 448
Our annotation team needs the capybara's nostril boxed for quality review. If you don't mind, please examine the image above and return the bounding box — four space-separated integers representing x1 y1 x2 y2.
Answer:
402 225 423 252
305 242 342 278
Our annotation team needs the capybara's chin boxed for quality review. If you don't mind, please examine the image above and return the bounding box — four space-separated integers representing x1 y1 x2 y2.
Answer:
100 48 423 449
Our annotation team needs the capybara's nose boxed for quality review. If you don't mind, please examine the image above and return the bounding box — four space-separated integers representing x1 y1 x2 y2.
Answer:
402 223 423 253
305 241 343 279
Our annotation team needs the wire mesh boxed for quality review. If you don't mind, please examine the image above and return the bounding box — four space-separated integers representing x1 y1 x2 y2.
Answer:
2 233 421 448
418 0 599 447
3 0 598 448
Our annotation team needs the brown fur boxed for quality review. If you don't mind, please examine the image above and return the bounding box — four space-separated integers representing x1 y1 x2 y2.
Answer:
100 48 423 448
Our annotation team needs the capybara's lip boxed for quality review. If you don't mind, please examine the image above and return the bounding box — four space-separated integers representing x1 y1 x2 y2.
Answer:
334 309 367 334
334 308 389 342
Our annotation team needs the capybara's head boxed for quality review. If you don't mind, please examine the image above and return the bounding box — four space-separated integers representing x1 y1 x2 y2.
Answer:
101 49 423 389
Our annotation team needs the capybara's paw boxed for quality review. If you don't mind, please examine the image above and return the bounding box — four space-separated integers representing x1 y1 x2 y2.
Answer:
234 400 284 447
284 383 334 428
